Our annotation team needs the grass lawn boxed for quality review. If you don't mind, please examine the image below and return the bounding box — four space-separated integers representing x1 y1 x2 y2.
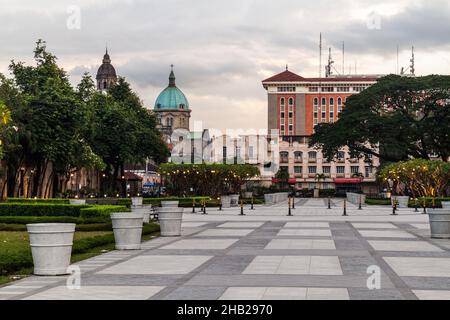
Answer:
0 227 160 286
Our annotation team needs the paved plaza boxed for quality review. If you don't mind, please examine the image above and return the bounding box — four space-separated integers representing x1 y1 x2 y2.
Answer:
2 198 450 300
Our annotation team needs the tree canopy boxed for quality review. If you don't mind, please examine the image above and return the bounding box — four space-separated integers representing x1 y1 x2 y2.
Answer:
0 40 169 198
309 75 450 163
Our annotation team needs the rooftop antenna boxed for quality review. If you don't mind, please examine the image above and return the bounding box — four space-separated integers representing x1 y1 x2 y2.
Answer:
326 48 334 77
319 33 322 79
355 60 357 75
342 42 345 75
396 45 399 75
410 46 415 75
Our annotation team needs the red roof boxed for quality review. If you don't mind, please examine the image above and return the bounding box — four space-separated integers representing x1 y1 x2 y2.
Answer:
262 70 380 83
334 178 363 184
123 172 143 181
263 70 305 82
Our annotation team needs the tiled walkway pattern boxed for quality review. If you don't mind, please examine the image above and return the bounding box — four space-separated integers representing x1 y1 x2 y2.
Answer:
1 199 450 300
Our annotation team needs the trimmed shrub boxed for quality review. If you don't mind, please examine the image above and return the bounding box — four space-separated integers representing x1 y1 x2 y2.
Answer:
0 203 88 217
5 198 70 204
366 198 391 206
79 205 129 219
0 216 84 225
0 204 128 219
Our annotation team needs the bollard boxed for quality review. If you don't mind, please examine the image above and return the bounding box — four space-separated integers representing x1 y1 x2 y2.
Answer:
328 197 331 210
358 194 363 210
250 197 255 210
343 199 347 216
219 201 222 211
423 198 427 215
433 197 436 209
292 197 296 209
414 198 419 213
287 198 293 217
240 199 245 216
192 199 196 213
202 200 207 215
392 199 397 216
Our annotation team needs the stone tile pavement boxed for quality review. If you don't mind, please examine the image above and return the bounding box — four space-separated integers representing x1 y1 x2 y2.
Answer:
1 198 450 300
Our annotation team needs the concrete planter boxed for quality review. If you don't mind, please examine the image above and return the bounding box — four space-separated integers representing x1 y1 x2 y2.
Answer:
157 207 184 237
244 192 253 199
161 201 179 208
221 196 231 208
110 213 144 250
131 205 151 224
131 197 143 207
26 223 75 276
428 209 450 239
69 199 86 205
264 194 274 206
346 193 366 205
442 202 450 209
391 196 410 208
230 194 240 207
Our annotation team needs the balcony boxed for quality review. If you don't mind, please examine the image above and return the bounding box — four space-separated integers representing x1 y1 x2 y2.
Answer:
336 173 345 178
280 158 289 164
308 158 317 163
336 159 345 164
349 158 359 164
308 174 317 178
294 158 303 164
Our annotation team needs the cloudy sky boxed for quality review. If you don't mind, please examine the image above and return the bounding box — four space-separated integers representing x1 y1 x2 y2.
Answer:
1 0 450 132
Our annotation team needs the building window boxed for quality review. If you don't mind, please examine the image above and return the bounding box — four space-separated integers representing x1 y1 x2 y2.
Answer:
330 98 334 106
280 125 285 133
280 152 289 163
308 166 317 174
288 97 294 106
321 97 326 106
294 166 302 174
351 166 360 174
365 166 372 178
280 98 285 107
337 151 345 160
179 104 185 109
309 87 319 92
314 97 318 106
278 86 296 92
294 152 303 162
308 151 317 160
323 166 331 174
337 166 345 174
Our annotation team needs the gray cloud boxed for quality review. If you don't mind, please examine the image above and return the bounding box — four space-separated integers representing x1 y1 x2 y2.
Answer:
1 0 450 131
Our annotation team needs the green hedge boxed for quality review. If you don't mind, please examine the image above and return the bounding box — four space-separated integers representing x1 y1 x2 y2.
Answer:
0 223 160 275
79 205 129 219
0 223 115 232
366 198 391 206
409 197 450 208
5 198 70 204
0 204 128 218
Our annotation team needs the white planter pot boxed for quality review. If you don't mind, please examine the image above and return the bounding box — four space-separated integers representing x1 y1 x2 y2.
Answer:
131 205 151 224
161 201 179 208
230 195 240 207
69 199 86 205
26 223 75 276
131 197 143 207
244 192 253 199
221 196 231 208
428 209 450 239
264 194 274 206
442 202 450 209
110 213 144 250
391 196 410 208
157 207 184 237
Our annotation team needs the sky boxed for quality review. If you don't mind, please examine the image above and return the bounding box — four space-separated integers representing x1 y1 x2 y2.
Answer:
1 0 450 133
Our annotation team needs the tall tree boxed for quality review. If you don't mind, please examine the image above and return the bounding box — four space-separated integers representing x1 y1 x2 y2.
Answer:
310 75 450 162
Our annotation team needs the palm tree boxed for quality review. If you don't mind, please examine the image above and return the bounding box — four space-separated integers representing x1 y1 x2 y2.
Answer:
315 173 326 190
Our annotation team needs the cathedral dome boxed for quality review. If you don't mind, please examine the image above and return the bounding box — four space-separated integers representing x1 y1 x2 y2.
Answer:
96 50 117 80
154 67 190 111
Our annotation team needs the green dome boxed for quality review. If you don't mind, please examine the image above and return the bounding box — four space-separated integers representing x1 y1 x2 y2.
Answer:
154 68 189 110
